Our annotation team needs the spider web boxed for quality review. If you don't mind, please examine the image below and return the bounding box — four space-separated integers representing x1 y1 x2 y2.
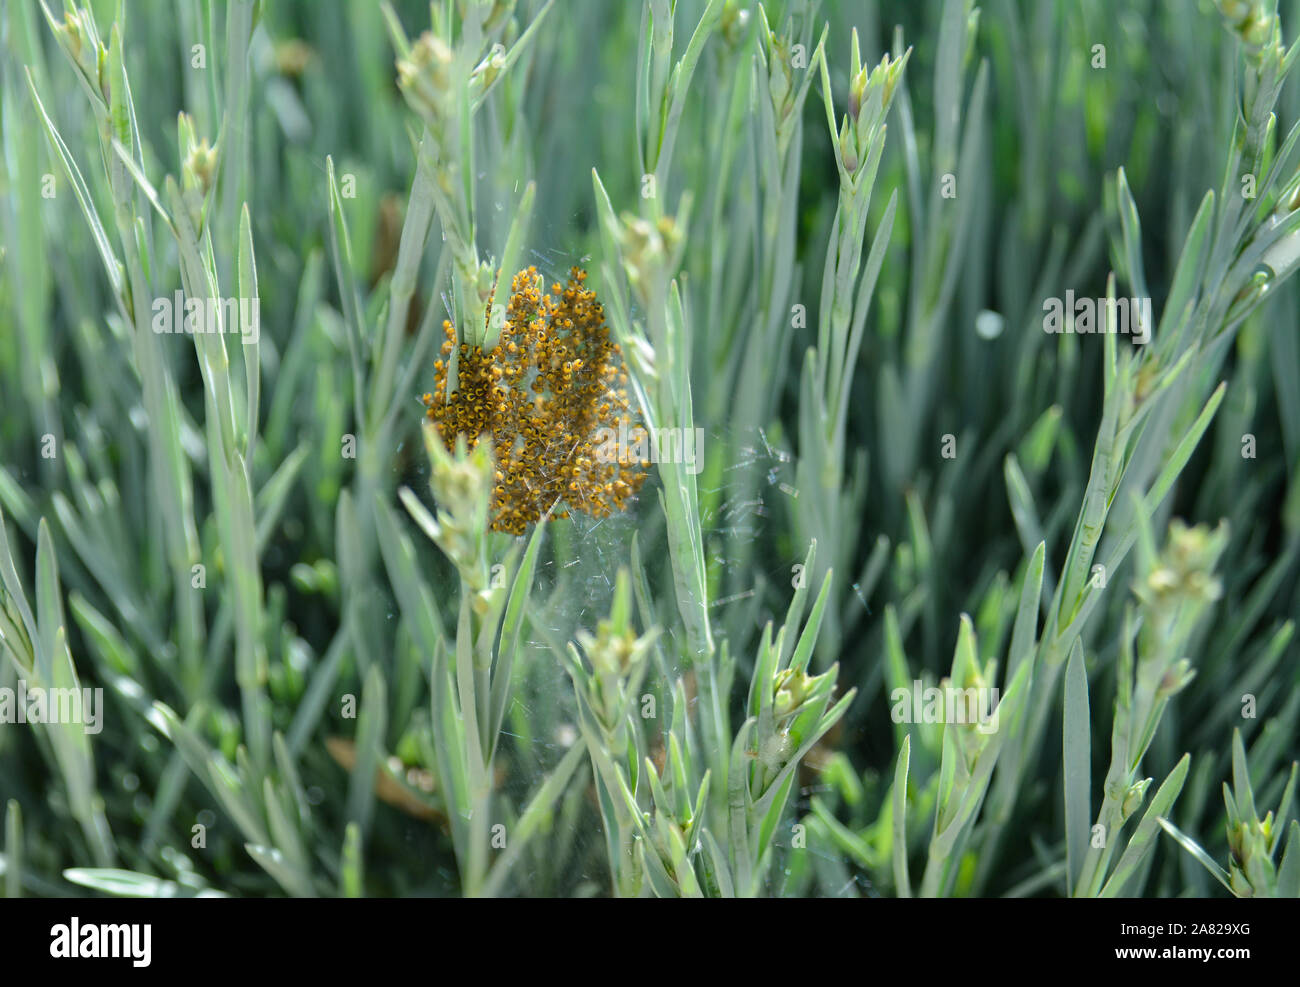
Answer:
399 234 820 892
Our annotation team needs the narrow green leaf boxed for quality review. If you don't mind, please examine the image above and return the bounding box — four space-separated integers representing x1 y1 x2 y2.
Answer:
484 181 535 351
1115 167 1147 299
893 735 912 897
788 569 833 675
490 518 548 752
346 663 388 839
26 71 125 303
1156 190 1214 347
63 868 226 898
1064 638 1090 895
1276 821 1300 897
1158 817 1234 893
1231 729 1256 823
237 203 260 464
341 822 364 898
34 518 64 681
4 801 21 898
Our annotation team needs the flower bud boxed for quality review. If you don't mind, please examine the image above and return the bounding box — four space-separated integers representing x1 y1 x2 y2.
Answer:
53 11 107 99
839 116 858 173
183 138 218 199
767 38 792 113
1120 778 1152 822
720 2 750 48
1156 658 1196 700
470 43 507 100
397 33 455 128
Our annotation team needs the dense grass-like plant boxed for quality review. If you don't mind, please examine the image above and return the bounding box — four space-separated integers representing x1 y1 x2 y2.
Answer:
0 0 1298 899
